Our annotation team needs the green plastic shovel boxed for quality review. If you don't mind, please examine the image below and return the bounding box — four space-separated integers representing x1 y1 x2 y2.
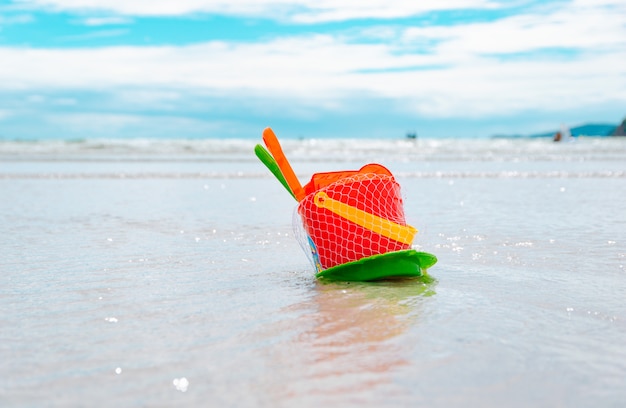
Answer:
315 249 438 281
254 144 296 200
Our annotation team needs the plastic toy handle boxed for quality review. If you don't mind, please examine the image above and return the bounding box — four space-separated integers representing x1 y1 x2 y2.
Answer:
254 144 296 200
313 191 417 245
262 127 306 202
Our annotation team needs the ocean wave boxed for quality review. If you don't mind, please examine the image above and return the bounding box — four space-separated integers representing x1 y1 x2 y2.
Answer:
1 137 626 163
2 170 623 179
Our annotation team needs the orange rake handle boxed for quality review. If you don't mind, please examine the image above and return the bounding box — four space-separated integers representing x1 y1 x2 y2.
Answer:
262 127 306 201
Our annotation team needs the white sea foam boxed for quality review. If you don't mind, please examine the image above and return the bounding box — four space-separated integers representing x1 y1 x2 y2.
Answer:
1 136 624 160
1 138 624 180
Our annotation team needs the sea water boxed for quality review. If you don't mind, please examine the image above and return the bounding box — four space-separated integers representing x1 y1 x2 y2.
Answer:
1 137 625 407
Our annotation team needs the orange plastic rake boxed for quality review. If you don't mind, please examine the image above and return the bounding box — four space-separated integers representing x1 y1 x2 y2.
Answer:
262 127 306 202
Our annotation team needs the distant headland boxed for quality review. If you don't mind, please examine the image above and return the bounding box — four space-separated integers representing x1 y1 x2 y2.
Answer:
492 117 626 139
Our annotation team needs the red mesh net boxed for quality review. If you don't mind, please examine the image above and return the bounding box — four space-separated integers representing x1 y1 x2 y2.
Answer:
293 169 415 272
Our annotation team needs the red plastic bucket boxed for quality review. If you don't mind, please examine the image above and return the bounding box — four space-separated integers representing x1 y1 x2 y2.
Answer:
297 172 412 270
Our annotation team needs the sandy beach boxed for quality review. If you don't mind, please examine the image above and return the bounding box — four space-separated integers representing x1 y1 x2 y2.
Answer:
1 137 625 407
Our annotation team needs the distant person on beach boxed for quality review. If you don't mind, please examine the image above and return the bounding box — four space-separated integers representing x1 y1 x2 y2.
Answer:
554 124 572 142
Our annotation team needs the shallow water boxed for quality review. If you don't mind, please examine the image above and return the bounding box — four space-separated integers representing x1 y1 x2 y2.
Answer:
1 138 625 406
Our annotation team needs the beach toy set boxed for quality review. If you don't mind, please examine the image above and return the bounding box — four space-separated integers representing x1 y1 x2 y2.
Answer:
255 127 437 281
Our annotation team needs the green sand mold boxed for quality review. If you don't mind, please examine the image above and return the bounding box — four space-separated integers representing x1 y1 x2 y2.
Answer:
316 249 438 282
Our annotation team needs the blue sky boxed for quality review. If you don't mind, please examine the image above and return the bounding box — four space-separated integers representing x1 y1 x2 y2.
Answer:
0 0 625 139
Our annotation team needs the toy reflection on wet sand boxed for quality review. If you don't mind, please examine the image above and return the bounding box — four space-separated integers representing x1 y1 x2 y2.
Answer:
255 127 437 281
253 280 437 398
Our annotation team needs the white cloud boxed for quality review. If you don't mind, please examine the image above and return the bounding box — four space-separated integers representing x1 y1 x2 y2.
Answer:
47 112 145 129
56 28 129 41
1 31 623 119
0 109 14 120
40 111 229 137
286 0 499 23
402 0 626 56
3 0 625 119
0 13 34 24
15 0 498 21
26 94 46 103
53 97 77 105
81 16 133 26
